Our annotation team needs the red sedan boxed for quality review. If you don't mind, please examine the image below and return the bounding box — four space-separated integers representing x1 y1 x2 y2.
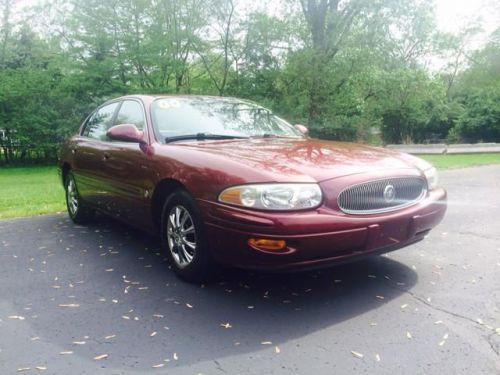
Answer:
59 95 447 282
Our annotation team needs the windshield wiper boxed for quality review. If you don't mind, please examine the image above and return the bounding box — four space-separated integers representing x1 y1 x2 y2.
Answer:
165 133 249 143
251 134 300 139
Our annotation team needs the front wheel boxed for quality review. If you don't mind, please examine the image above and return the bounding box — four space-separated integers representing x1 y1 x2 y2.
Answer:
65 171 94 224
161 189 219 283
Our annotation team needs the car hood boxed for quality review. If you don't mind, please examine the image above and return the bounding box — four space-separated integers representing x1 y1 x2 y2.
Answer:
176 138 430 183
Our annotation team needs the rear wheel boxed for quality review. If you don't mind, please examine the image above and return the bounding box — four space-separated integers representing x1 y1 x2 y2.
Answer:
161 189 219 283
65 171 94 224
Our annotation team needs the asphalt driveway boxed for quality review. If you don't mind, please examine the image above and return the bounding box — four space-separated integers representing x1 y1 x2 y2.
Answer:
0 165 499 374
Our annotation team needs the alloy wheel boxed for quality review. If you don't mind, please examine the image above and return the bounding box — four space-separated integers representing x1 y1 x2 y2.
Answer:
166 205 197 268
67 178 79 216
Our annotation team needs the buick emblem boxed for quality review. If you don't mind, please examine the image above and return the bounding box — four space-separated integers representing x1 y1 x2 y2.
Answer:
383 184 396 203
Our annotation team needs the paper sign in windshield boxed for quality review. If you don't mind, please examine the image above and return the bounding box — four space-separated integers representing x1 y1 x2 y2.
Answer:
157 99 181 109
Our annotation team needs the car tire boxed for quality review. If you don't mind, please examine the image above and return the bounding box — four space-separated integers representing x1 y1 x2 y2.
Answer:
65 171 94 224
161 189 220 283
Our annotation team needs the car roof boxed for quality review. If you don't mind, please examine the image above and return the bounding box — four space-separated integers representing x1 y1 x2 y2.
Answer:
109 94 259 107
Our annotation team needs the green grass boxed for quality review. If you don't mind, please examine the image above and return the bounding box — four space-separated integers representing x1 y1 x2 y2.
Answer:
0 166 65 219
419 153 500 169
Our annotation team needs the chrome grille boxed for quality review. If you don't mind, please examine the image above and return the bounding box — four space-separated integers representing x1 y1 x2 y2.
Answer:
337 177 427 214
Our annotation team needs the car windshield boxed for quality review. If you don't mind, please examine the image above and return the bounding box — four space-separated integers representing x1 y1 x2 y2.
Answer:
151 97 303 142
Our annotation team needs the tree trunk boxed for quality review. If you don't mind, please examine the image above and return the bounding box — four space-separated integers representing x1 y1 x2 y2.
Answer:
307 52 328 126
299 0 359 127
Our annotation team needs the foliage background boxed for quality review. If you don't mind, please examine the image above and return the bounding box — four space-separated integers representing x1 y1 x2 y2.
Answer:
0 0 499 164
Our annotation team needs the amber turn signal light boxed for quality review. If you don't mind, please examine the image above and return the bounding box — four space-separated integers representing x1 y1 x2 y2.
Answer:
248 238 286 251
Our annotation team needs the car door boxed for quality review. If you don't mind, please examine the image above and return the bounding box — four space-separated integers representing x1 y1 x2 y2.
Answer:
99 99 156 230
71 102 120 207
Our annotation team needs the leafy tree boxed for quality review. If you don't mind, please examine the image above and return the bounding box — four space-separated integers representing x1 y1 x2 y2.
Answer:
453 86 500 142
0 25 91 163
447 27 500 142
1 0 499 164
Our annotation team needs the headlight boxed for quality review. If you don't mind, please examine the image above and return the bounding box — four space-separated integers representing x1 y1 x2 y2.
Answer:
219 183 323 210
424 167 438 189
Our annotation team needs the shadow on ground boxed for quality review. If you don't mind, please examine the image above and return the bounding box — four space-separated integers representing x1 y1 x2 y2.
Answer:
0 214 417 370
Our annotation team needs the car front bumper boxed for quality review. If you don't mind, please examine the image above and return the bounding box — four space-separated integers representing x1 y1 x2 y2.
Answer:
199 188 447 271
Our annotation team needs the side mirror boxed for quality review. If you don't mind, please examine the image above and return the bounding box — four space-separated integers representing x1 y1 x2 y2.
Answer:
294 124 309 136
107 124 145 143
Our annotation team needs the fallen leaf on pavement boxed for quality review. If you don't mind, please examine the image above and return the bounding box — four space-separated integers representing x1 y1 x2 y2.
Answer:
351 351 364 358
8 316 25 320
